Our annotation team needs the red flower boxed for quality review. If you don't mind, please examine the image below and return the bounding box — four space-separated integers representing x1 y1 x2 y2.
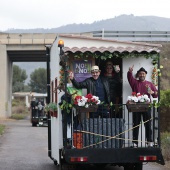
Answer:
75 95 82 100
91 98 96 103
85 93 93 99
74 101 78 105
132 92 136 96
87 99 91 103
74 96 82 105
74 93 100 107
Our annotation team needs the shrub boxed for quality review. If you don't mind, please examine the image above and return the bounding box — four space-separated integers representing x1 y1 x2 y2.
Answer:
160 90 170 132
11 114 27 120
160 90 170 107
12 99 20 107
12 105 27 114
161 132 170 161
0 124 5 135
11 99 29 120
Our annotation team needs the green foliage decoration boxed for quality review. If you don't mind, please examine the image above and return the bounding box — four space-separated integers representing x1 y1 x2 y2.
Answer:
150 100 161 108
59 100 73 114
72 51 159 61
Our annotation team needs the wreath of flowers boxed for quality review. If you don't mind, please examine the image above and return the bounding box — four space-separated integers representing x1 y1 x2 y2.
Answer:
74 93 101 108
127 92 150 103
59 67 71 86
151 65 158 86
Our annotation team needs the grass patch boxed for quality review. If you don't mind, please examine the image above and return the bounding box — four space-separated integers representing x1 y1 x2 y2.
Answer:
0 124 5 135
10 113 27 120
11 99 29 120
161 132 170 161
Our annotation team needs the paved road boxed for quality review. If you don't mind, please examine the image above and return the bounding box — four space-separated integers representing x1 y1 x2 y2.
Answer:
0 119 169 170
0 119 56 170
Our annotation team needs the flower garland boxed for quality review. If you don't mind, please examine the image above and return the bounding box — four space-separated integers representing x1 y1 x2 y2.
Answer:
59 67 71 86
151 64 163 86
59 68 65 85
151 64 158 86
72 51 159 60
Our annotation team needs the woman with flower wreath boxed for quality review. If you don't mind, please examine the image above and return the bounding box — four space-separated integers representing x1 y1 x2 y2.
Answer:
127 65 158 148
69 65 110 118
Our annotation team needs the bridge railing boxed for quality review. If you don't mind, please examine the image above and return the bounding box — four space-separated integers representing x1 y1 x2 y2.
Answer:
0 33 57 44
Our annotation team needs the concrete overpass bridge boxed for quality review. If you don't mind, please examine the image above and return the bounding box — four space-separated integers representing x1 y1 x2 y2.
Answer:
0 33 57 118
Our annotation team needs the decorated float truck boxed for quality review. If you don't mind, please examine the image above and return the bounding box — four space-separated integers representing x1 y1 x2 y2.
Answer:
47 34 164 170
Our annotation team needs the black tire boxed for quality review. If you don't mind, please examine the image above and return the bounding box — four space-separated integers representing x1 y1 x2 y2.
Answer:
58 163 77 170
134 163 143 170
94 163 107 169
54 160 58 165
124 163 143 170
32 123 35 126
58 157 67 170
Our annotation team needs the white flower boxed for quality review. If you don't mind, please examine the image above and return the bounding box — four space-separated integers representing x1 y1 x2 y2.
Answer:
78 101 84 106
127 93 150 103
74 93 101 107
139 98 145 102
127 96 132 101
132 96 138 102
92 96 99 100
137 96 142 100
85 104 89 108
96 100 101 105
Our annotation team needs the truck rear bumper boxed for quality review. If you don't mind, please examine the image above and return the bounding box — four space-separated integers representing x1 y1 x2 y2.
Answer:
64 147 164 165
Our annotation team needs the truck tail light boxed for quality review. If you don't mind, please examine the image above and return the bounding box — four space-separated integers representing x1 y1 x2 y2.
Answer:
70 157 88 162
139 155 157 161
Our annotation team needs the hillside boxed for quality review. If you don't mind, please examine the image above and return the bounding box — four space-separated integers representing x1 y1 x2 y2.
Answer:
4 14 170 33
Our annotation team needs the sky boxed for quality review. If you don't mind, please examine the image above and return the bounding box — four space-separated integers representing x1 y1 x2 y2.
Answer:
0 0 170 31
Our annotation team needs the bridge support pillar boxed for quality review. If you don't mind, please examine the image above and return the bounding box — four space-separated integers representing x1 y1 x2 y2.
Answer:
0 45 12 118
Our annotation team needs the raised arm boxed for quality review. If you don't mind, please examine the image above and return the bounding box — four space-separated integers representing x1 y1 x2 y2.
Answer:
69 71 88 89
127 65 136 88
129 64 134 73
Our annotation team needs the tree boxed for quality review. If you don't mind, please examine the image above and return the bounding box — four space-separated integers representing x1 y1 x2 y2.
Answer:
29 68 47 93
12 65 28 92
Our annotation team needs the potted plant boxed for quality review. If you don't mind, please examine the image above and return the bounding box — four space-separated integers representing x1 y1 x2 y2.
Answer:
45 102 58 117
126 92 150 112
74 93 100 112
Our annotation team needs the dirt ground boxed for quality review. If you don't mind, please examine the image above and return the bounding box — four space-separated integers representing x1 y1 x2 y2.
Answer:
165 162 170 169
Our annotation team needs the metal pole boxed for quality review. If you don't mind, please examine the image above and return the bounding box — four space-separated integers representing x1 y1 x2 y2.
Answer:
157 53 161 147
46 45 52 158
60 48 68 149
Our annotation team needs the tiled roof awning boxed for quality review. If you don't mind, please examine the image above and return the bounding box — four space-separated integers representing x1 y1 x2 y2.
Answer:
63 46 160 53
